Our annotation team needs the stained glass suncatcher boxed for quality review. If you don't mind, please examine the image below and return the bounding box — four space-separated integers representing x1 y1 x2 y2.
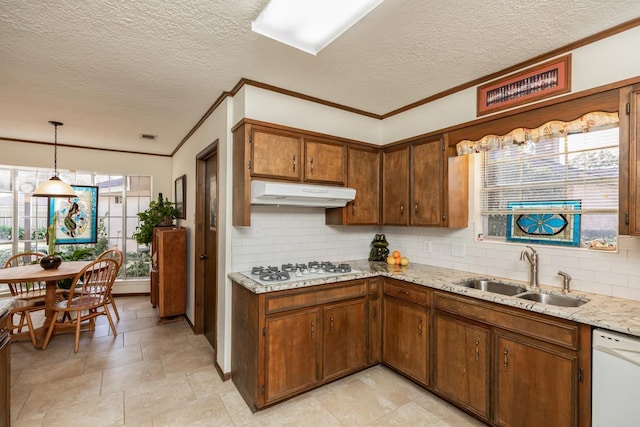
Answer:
507 200 581 246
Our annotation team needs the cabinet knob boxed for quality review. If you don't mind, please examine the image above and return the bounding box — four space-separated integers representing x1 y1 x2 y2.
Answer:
292 155 296 172
310 157 314 173
199 254 208 260
400 204 405 215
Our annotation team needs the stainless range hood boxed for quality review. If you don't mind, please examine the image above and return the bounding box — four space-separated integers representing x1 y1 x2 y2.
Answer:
251 180 356 208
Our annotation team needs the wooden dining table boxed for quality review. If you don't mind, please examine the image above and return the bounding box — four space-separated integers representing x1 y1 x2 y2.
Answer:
0 260 90 348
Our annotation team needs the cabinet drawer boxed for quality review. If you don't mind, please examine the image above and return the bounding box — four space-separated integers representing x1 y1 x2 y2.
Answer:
384 280 431 306
266 281 366 314
434 292 579 349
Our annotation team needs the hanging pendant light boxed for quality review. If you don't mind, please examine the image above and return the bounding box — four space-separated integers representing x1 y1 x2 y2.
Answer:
33 121 77 198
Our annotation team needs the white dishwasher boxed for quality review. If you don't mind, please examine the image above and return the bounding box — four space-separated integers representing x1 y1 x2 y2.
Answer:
592 329 640 427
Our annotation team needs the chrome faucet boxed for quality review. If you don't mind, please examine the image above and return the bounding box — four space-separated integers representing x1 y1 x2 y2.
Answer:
557 271 572 294
520 246 539 288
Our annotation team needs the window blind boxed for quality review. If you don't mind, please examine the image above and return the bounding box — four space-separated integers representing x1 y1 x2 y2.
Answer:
480 126 619 216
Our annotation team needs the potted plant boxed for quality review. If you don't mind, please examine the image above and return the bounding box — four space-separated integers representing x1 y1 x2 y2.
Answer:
40 214 62 269
132 193 178 246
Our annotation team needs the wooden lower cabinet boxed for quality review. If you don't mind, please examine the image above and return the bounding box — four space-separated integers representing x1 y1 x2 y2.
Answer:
434 313 490 420
382 280 430 386
433 291 590 427
232 278 377 410
323 299 367 381
265 308 321 403
495 332 578 427
233 278 590 424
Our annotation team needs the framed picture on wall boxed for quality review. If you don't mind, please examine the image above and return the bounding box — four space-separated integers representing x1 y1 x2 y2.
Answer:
48 185 99 244
175 174 186 219
477 54 571 116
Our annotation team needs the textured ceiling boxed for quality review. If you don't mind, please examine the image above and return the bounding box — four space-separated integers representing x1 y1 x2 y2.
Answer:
1 0 639 156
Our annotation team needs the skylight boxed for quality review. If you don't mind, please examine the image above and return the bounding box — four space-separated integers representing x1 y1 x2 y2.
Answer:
251 0 384 55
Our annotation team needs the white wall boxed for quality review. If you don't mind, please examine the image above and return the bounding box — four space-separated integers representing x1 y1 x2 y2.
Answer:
241 85 383 144
170 96 233 372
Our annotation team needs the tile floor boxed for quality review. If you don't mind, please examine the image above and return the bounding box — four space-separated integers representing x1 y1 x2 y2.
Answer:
10 296 486 426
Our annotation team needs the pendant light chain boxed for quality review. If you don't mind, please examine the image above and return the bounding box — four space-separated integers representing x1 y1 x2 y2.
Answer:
48 120 63 178
53 122 58 177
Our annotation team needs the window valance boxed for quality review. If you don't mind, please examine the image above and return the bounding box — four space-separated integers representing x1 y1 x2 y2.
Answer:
456 111 619 155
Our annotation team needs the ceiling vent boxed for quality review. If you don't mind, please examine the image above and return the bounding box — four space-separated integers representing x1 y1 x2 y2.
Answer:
140 133 157 140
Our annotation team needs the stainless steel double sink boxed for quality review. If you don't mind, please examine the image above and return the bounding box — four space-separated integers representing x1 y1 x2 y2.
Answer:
455 279 589 307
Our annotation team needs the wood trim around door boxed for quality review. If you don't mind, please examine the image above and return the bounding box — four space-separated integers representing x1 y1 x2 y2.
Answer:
194 141 218 335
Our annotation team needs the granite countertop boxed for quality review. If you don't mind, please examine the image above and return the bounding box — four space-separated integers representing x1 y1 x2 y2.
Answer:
0 295 17 316
229 259 640 338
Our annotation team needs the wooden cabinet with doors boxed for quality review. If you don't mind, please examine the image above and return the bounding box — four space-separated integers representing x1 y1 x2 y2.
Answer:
0 309 9 427
382 145 411 225
264 307 321 402
304 139 347 185
627 86 640 235
150 227 187 321
231 278 373 411
433 291 591 427
232 120 350 226
494 331 579 427
250 125 303 181
382 136 468 227
382 278 431 386
326 146 381 225
434 312 490 420
322 298 367 382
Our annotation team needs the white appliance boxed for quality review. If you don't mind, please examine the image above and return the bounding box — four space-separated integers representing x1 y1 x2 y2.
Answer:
251 180 356 208
592 328 640 427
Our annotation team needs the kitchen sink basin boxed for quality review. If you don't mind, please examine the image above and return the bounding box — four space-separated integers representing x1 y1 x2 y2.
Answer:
516 292 589 307
456 279 527 296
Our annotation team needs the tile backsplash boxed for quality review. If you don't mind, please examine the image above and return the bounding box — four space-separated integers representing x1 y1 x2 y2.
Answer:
231 207 640 301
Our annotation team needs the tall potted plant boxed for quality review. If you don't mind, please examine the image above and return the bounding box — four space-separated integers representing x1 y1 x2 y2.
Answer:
132 193 178 246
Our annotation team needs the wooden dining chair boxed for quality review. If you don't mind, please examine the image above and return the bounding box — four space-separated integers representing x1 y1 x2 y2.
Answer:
4 252 50 347
42 258 119 352
94 248 124 320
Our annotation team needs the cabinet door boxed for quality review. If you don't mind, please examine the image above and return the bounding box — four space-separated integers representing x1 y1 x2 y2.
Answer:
434 313 489 420
382 297 429 386
495 332 578 427
629 88 640 235
348 147 380 224
411 138 444 226
382 146 410 225
251 127 302 180
304 140 346 184
265 309 320 403
323 299 367 381
368 294 381 365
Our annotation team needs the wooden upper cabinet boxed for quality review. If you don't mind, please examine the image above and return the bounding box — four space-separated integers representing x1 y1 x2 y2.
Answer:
304 139 346 184
382 137 468 228
382 146 410 225
412 138 444 226
251 126 302 181
628 87 640 235
326 146 380 225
